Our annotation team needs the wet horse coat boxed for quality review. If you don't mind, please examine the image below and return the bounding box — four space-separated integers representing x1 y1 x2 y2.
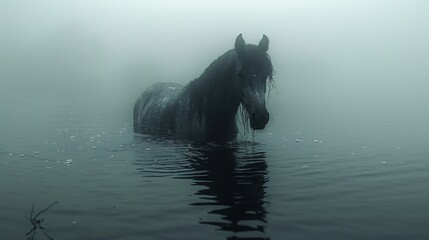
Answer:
133 34 274 141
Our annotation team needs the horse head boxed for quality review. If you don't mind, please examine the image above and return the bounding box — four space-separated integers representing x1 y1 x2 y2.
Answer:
235 34 273 130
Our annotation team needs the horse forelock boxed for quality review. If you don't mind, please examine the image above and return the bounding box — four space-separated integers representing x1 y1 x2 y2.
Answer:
238 45 274 79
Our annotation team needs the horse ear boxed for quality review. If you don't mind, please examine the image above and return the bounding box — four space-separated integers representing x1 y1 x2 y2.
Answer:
235 33 245 55
259 34 269 52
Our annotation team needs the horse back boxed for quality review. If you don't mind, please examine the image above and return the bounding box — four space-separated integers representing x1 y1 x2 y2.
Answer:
133 82 183 132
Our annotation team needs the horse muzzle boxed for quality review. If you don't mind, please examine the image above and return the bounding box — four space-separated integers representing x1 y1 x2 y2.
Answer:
250 110 269 130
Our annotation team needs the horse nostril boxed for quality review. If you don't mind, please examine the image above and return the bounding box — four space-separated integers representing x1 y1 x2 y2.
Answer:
251 113 258 122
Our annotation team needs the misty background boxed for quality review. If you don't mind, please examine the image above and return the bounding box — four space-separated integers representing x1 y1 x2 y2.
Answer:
1 0 429 140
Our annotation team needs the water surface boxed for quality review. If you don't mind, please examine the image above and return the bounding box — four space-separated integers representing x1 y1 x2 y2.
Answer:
1 100 429 240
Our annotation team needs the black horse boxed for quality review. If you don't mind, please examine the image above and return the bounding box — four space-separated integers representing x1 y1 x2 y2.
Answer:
133 34 274 141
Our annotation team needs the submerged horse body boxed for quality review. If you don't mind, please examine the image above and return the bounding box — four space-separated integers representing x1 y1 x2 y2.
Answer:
133 34 274 141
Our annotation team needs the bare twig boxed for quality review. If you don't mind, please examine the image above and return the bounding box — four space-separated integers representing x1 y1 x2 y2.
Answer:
25 201 58 240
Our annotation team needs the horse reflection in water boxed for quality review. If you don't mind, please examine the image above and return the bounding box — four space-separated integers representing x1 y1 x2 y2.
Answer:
178 144 270 240
132 137 270 239
133 34 274 142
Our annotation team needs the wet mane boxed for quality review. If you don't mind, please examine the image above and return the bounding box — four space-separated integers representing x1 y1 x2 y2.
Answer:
185 50 238 121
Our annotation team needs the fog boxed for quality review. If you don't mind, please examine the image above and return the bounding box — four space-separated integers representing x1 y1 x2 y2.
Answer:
2 0 429 135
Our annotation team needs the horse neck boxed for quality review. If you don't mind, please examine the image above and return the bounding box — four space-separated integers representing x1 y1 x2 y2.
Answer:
188 51 241 129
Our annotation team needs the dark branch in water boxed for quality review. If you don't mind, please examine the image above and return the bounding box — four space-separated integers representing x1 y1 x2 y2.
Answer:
25 201 58 240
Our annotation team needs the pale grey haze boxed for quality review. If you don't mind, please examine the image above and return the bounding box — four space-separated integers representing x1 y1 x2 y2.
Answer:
2 1 428 98
2 0 429 138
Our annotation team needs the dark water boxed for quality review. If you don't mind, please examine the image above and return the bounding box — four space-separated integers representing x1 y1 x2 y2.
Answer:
1 100 429 240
